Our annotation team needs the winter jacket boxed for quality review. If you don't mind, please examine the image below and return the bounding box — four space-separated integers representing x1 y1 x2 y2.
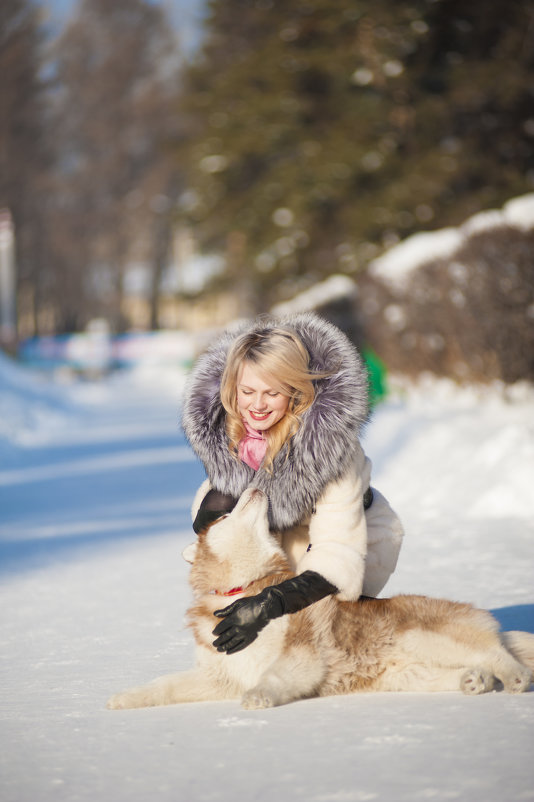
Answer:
182 312 403 601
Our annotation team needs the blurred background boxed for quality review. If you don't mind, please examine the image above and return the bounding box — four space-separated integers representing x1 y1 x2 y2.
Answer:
1 0 533 386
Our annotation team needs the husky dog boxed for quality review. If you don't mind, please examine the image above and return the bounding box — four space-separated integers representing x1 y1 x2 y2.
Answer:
107 489 534 710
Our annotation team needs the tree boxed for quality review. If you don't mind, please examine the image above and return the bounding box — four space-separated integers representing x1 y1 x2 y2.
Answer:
49 0 184 331
178 0 534 312
0 0 51 338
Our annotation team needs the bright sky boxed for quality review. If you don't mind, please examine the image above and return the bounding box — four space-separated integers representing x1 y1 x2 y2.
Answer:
39 0 206 52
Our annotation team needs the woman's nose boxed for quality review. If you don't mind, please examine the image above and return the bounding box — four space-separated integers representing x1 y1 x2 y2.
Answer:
254 394 268 409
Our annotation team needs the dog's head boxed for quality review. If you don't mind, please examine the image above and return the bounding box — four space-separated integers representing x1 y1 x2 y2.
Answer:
186 488 288 597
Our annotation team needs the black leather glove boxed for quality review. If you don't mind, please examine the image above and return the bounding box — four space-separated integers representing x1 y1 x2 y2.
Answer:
212 570 338 654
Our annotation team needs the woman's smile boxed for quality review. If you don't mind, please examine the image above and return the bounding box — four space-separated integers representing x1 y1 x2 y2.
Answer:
249 410 271 421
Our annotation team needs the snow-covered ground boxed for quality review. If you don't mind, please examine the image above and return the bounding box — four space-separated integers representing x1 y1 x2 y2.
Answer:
1 353 533 802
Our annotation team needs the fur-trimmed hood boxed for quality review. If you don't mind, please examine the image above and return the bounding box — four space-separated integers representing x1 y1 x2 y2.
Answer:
181 312 369 532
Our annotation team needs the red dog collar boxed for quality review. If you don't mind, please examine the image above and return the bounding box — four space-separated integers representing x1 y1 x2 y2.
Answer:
214 586 245 597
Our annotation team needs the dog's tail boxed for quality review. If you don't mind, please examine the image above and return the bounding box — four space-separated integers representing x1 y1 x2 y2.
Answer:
501 631 534 678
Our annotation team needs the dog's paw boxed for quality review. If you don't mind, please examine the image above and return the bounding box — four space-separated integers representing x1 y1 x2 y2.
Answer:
106 690 146 710
241 687 276 710
460 668 495 695
106 692 129 710
501 665 531 694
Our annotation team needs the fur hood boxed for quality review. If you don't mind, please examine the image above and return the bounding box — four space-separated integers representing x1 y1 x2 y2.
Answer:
181 312 369 532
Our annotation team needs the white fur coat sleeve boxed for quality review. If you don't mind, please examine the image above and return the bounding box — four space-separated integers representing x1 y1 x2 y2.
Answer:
296 444 370 602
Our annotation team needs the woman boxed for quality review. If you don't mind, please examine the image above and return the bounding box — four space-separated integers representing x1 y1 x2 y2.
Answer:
182 312 404 654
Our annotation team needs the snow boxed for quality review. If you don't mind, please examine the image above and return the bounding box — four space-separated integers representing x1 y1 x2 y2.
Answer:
271 274 357 315
1 354 533 802
369 192 534 290
369 228 463 289
503 193 534 230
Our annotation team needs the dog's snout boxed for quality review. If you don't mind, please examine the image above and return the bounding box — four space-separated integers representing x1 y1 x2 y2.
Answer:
239 487 266 510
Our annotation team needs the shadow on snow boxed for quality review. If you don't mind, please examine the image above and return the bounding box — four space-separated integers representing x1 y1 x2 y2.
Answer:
490 605 534 635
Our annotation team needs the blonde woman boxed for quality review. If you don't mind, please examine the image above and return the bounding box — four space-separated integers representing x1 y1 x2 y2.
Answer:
182 312 404 654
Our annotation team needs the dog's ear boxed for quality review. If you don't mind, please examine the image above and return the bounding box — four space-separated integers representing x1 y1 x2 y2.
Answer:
182 543 197 564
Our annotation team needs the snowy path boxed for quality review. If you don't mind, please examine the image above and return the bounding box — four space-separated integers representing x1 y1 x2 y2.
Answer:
1 365 533 802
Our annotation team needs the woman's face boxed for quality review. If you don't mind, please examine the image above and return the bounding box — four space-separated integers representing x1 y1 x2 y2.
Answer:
236 362 290 432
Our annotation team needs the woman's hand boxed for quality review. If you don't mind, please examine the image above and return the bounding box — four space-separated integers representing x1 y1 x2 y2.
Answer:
212 593 277 654
212 571 338 655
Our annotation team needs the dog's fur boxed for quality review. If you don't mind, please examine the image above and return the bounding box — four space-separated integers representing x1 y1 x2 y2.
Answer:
107 489 534 710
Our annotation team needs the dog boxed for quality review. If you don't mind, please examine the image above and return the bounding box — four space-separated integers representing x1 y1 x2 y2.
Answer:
107 488 534 710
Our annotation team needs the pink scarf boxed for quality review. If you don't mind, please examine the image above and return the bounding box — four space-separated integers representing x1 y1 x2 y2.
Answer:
238 420 268 471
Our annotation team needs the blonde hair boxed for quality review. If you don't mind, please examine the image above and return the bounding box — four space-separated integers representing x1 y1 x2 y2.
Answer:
220 327 324 471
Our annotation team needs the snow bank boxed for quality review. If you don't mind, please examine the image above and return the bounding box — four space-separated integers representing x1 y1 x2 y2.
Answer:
0 347 188 449
0 350 76 445
369 192 534 290
365 375 534 525
271 274 357 315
